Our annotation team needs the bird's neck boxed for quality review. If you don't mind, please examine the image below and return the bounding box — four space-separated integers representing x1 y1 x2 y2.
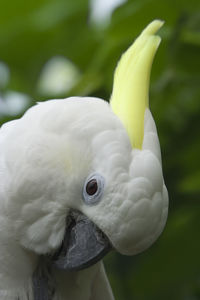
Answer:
0 238 38 299
32 258 102 300
0 235 101 300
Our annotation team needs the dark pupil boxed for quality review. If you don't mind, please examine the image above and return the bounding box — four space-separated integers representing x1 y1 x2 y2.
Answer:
86 179 98 196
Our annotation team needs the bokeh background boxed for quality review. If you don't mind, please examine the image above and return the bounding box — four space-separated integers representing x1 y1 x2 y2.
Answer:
0 0 200 299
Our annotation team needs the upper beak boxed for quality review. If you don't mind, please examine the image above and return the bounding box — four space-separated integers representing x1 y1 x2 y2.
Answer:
52 211 112 271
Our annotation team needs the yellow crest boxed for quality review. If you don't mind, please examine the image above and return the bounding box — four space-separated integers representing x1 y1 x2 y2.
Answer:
110 20 163 149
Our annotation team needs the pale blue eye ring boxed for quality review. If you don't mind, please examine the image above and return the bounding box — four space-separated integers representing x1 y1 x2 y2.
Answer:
83 173 105 205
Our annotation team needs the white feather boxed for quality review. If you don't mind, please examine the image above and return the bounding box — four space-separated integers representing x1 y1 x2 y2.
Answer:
0 97 168 299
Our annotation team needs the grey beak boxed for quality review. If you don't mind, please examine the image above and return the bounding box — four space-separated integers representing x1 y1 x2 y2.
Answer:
52 211 112 271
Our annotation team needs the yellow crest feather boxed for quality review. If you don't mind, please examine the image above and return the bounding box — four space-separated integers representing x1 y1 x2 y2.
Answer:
110 20 163 149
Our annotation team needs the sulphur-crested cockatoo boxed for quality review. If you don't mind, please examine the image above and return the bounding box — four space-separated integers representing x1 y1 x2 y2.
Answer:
0 20 168 300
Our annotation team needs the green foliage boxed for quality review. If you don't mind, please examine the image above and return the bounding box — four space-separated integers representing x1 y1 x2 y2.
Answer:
0 0 200 299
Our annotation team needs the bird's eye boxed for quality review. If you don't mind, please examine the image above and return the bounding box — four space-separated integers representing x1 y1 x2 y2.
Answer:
86 179 98 195
83 173 105 205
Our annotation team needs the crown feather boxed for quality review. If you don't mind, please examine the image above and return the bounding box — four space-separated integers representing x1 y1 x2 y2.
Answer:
110 20 163 149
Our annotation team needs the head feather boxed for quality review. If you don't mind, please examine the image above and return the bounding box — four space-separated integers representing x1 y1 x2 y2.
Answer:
110 20 164 149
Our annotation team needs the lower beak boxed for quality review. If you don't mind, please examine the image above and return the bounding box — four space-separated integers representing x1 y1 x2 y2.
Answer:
52 211 112 271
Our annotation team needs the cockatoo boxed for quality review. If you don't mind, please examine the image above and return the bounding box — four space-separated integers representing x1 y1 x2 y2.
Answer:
0 20 168 300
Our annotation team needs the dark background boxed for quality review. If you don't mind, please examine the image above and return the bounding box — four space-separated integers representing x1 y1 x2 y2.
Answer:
0 0 200 299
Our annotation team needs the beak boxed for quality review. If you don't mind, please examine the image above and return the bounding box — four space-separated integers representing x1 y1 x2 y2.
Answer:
52 211 112 271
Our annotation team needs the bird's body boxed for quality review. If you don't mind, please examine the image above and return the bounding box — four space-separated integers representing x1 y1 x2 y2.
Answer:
0 21 168 300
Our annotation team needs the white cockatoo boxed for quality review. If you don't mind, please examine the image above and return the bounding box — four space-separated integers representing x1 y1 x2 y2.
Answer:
0 20 168 300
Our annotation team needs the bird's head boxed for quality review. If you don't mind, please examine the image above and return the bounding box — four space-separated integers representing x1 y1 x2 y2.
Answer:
0 20 168 277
